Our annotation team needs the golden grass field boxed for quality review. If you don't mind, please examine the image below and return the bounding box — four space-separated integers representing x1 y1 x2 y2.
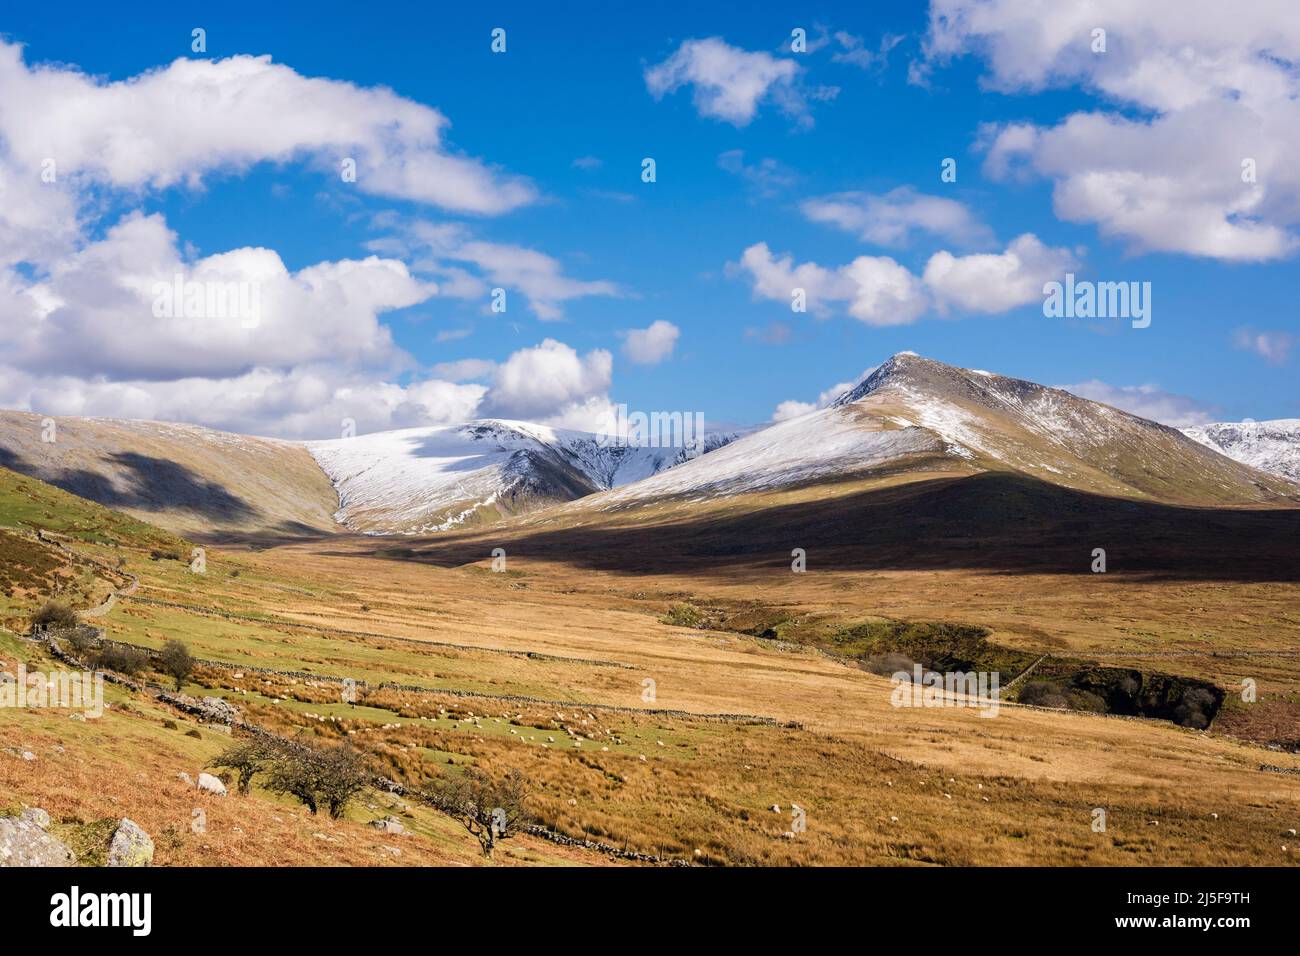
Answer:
2 464 1299 867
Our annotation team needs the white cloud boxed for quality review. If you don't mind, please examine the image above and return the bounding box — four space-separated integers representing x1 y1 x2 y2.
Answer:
830 31 904 71
0 364 490 440
923 233 1077 314
772 400 817 422
371 221 619 321
0 43 620 438
0 41 535 216
645 37 828 127
924 0 1300 261
801 186 993 247
622 321 680 365
1057 380 1219 428
482 339 614 426
841 256 930 325
718 150 798 196
735 234 1073 323
734 242 857 316
1233 328 1296 365
772 367 876 422
6 211 432 383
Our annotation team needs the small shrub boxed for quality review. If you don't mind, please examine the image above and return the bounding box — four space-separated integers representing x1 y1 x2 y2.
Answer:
31 600 77 631
94 644 148 677
1018 680 1070 710
661 603 704 628
1174 687 1218 729
66 627 97 658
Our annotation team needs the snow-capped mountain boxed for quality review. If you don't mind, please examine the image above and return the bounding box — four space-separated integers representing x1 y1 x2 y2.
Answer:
1182 420 1300 483
571 353 1300 512
6 355 1292 540
307 419 747 534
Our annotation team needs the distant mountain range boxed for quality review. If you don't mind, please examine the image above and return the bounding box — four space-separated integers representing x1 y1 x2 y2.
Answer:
577 352 1298 512
307 420 747 535
1182 419 1300 484
1 354 1296 538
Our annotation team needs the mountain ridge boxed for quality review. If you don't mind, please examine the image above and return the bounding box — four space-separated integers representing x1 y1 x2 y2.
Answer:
1182 419 1300 483
563 352 1300 514
2 353 1296 538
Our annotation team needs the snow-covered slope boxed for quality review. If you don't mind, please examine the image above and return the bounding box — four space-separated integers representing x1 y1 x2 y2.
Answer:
307 419 746 534
1182 420 1300 483
566 353 1300 511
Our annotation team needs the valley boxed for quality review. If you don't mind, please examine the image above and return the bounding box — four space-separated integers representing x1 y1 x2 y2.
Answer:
2 355 1298 867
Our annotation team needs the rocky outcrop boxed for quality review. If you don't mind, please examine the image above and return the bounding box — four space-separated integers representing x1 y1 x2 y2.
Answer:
0 810 75 866
106 819 154 867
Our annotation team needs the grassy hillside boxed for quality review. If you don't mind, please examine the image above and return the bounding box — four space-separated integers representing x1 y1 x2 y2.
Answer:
0 410 339 538
2 439 1297 867
0 464 190 624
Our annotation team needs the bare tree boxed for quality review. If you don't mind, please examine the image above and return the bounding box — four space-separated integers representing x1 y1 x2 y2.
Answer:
263 736 369 818
424 768 529 858
208 738 279 794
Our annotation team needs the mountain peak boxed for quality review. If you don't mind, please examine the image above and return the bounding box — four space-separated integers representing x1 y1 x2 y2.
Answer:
832 352 973 407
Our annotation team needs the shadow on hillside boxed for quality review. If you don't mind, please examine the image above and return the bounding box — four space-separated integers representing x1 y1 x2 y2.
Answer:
0 446 258 524
195 521 342 549
339 472 1300 583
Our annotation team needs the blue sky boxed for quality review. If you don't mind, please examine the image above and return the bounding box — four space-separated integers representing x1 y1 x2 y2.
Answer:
0 0 1296 436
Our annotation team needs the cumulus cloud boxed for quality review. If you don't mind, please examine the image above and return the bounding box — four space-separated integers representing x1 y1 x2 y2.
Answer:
801 186 994 248
923 0 1300 261
645 37 832 127
772 367 876 422
481 339 614 427
10 212 431 382
0 365 489 440
734 233 1073 324
0 42 617 438
0 41 535 216
1057 380 1219 428
923 234 1077 314
622 321 680 365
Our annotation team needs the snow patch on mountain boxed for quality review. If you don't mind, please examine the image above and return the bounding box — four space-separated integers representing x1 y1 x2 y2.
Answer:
306 419 749 533
1182 419 1300 482
589 405 943 505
